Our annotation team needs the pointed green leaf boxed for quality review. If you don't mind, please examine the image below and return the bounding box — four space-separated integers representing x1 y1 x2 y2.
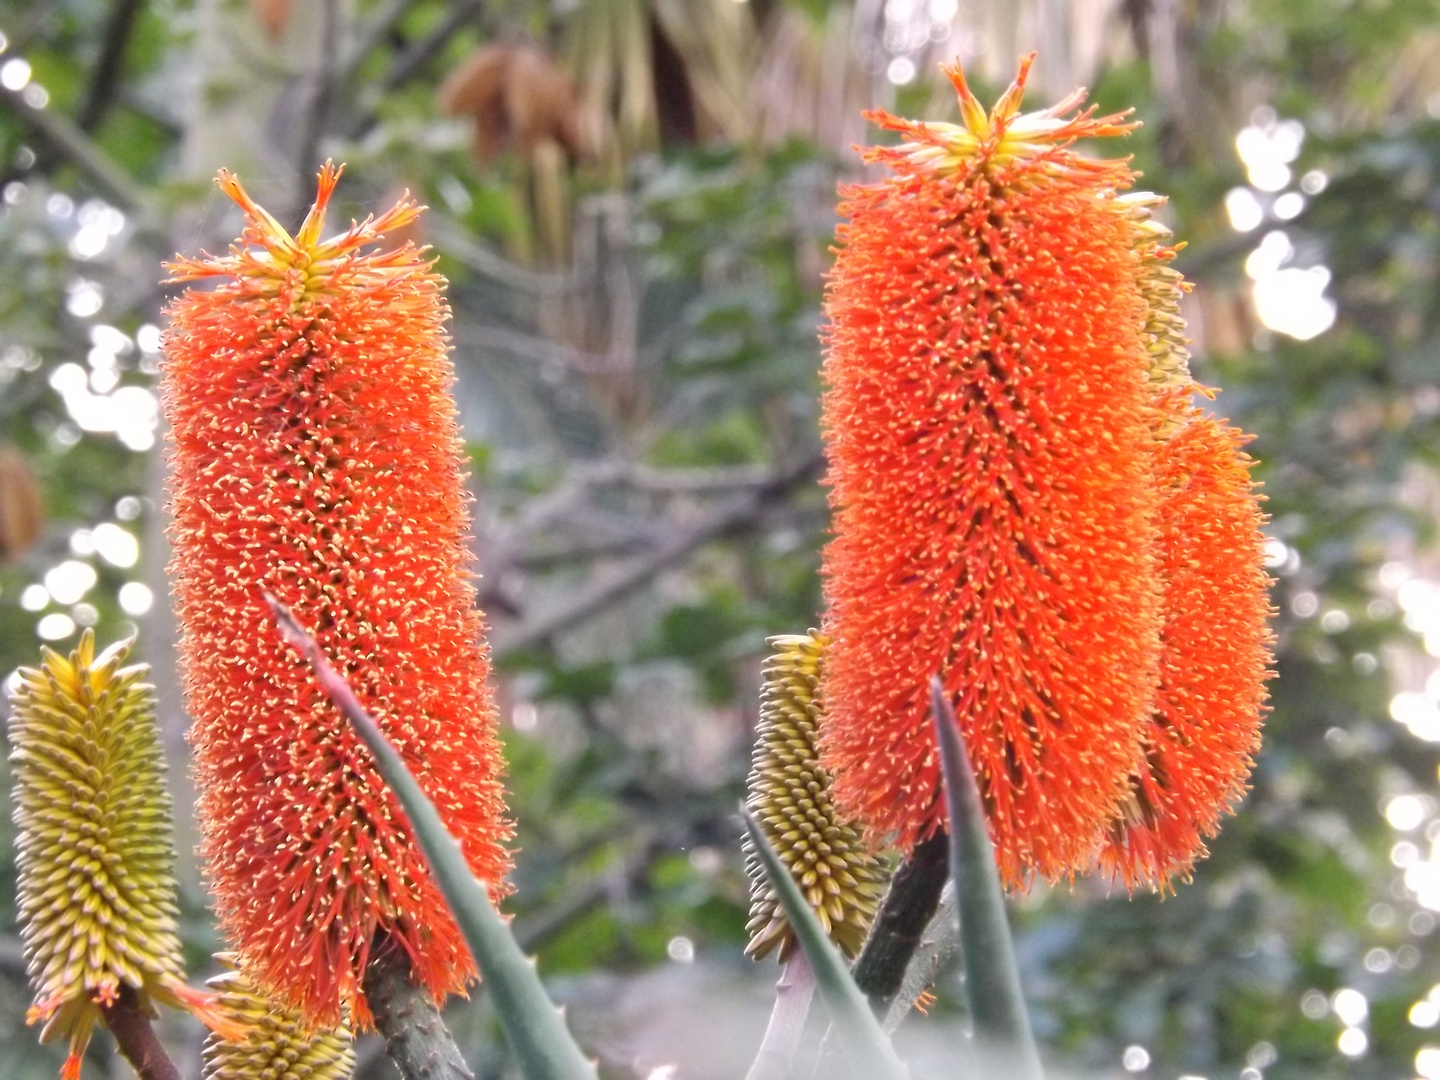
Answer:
930 676 1044 1080
741 809 910 1080
266 595 598 1080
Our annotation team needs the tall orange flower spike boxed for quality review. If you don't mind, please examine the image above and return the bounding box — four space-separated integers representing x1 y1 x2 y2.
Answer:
819 55 1271 889
163 163 512 1026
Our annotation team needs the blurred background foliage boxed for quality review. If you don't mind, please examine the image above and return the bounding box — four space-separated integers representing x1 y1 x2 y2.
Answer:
1 1 1439 1078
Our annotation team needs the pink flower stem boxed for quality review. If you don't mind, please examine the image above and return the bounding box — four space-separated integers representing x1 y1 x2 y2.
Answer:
745 950 816 1080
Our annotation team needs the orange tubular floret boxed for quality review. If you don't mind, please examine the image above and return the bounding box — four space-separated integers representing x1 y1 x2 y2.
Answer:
819 57 1163 885
163 163 511 1027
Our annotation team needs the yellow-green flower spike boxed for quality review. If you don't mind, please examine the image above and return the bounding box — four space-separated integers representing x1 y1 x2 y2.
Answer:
8 629 236 1080
743 632 890 961
1118 191 1194 392
201 953 356 1080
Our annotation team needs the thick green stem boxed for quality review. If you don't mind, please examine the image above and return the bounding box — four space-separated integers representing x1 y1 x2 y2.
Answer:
364 940 476 1080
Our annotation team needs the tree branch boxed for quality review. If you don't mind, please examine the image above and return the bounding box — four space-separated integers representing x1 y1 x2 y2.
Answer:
294 0 341 203
344 0 487 140
76 0 145 132
336 0 414 91
0 81 151 213
492 452 823 658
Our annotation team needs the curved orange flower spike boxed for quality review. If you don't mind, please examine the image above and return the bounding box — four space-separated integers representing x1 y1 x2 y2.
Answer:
1100 395 1274 890
819 55 1271 889
163 163 511 1027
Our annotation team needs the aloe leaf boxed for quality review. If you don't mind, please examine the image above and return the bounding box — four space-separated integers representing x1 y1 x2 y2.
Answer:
740 809 910 1080
266 595 598 1080
930 676 1045 1079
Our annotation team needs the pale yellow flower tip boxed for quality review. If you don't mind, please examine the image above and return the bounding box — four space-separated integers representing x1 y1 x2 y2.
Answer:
8 629 233 1079
742 632 891 962
201 953 356 1080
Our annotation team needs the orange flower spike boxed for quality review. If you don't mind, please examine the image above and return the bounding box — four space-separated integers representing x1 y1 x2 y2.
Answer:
163 162 512 1028
1100 397 1274 890
819 56 1165 885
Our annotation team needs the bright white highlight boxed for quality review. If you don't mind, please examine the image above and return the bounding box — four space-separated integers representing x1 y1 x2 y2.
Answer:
1392 692 1440 742
1244 230 1292 279
887 56 916 85
1225 187 1263 232
1272 191 1305 220
1236 119 1302 191
1252 266 1336 341
1387 794 1428 831
1406 858 1440 911
1227 112 1335 341
65 279 104 318
1122 1045 1150 1071
49 361 159 450
92 522 139 568
1332 988 1368 1026
70 201 127 260
118 581 154 616
1337 1027 1367 1058
37 613 76 640
0 57 32 91
43 560 97 605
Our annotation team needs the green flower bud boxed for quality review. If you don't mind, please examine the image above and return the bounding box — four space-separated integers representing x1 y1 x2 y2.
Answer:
743 632 889 961
201 953 355 1080
9 630 233 1079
